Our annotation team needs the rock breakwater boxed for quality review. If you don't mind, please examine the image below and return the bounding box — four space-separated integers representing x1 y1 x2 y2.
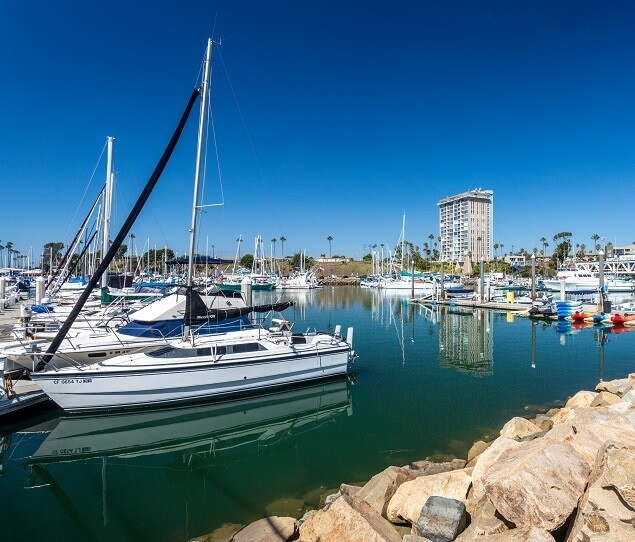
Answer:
192 374 635 542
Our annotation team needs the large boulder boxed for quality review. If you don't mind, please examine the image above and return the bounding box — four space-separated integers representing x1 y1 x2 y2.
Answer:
608 389 635 424
481 438 590 531
386 469 472 524
232 516 296 542
467 440 491 463
595 375 635 397
590 390 621 407
458 527 555 541
545 406 635 468
456 496 510 539
471 437 520 500
566 441 635 541
409 460 462 476
499 417 543 440
298 493 402 542
357 466 413 516
564 390 598 409
412 496 467 541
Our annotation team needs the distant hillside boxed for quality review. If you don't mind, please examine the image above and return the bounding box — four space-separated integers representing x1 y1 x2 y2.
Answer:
311 260 372 278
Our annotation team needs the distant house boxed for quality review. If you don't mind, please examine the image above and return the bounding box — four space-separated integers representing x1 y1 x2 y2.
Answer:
316 257 348 263
504 254 527 267
612 243 635 257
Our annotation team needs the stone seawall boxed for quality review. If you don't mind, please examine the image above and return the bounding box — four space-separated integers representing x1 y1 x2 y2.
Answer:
192 374 635 542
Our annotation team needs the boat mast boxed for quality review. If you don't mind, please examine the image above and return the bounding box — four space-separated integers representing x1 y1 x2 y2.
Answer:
401 212 406 272
187 38 214 287
100 136 115 290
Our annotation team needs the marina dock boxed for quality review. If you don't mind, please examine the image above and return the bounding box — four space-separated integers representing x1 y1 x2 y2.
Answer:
414 298 531 312
0 298 50 417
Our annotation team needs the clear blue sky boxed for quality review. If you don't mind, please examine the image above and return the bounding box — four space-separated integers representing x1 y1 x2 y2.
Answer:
2 1 635 265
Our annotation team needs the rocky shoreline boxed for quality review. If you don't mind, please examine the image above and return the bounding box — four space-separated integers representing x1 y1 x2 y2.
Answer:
192 374 635 542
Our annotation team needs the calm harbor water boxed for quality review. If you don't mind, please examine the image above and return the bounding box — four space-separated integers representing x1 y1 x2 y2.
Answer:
2 286 634 541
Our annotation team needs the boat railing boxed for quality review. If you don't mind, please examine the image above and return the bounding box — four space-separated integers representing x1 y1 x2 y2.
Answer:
42 350 87 371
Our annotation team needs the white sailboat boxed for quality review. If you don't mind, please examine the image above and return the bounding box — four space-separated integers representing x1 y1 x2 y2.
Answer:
31 38 355 412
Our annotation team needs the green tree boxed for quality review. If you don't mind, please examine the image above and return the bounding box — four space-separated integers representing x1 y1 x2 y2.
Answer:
42 242 65 271
290 252 315 270
552 231 573 265
115 243 128 260
240 253 254 269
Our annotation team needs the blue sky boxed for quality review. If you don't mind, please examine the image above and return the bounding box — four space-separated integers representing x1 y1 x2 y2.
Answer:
2 1 635 265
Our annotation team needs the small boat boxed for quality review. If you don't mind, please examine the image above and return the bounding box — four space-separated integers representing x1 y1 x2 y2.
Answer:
571 311 593 322
610 313 635 325
592 312 611 324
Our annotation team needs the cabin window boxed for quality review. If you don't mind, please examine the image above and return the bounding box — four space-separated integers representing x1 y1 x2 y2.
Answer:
88 352 107 358
232 343 265 353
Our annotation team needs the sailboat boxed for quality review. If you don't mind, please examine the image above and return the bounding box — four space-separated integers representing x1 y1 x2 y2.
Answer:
3 140 284 371
30 38 355 412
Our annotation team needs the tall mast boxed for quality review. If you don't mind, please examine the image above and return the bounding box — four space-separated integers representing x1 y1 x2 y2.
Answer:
401 212 406 271
187 39 214 287
101 136 115 289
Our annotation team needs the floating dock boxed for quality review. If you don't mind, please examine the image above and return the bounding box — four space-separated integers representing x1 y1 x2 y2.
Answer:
413 298 530 312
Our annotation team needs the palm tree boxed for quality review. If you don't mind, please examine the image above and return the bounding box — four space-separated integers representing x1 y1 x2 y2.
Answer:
591 233 600 255
279 235 287 258
327 235 333 257
271 238 277 259
539 237 547 257
5 241 13 268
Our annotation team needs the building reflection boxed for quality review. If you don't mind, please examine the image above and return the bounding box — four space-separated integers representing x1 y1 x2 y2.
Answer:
438 307 494 376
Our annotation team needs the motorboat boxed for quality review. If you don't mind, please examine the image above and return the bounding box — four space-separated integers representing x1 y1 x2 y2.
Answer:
541 270 634 293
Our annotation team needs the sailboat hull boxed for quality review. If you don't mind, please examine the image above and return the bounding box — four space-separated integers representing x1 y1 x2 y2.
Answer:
31 338 352 412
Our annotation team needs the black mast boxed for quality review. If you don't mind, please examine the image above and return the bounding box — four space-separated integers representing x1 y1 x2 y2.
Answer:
37 88 201 370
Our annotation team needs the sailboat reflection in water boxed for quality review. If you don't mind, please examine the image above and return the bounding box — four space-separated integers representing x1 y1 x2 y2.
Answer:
24 379 353 464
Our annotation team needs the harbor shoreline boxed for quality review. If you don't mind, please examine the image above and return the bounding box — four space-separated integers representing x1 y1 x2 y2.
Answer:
194 373 635 542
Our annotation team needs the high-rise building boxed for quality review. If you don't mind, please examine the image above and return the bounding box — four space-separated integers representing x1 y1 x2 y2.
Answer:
438 188 493 264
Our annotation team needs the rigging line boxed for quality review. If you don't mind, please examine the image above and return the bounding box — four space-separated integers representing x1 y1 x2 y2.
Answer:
209 71 225 206
60 140 107 245
217 48 285 235
196 48 225 259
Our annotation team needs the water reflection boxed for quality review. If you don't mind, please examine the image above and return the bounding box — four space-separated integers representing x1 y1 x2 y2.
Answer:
437 307 494 376
25 380 352 464
2 379 352 541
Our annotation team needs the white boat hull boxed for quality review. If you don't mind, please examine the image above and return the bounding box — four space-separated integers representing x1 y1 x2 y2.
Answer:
31 337 352 412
